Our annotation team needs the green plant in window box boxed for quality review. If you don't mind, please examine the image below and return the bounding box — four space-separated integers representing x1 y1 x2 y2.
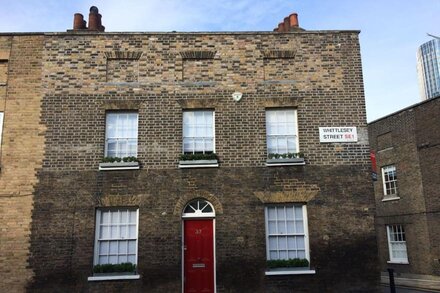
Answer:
101 156 139 163
268 152 304 159
179 153 218 161
93 262 137 274
266 258 309 269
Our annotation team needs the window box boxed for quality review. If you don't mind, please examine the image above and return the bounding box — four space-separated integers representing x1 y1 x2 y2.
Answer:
265 259 315 276
265 267 316 276
99 161 140 171
266 157 305 166
178 153 219 168
88 273 141 281
179 159 219 168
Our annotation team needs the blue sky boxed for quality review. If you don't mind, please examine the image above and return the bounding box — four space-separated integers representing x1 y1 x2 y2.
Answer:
0 0 438 121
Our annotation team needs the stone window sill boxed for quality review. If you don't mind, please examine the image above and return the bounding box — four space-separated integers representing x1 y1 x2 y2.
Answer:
382 196 400 202
178 160 219 169
88 274 140 281
387 260 409 265
266 158 305 167
265 268 316 276
99 162 140 171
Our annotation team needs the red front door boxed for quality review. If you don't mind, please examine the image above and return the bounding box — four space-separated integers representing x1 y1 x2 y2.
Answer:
184 219 214 293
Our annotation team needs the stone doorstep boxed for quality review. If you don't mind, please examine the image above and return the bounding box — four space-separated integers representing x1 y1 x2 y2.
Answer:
381 273 440 291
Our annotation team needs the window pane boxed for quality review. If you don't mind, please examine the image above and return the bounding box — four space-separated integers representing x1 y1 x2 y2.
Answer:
277 208 285 220
297 250 306 258
267 207 276 220
295 221 304 234
109 241 118 254
286 207 294 220
119 241 127 254
99 256 108 264
267 138 277 154
118 255 128 263
279 237 287 249
296 236 305 249
268 237 277 251
109 255 118 264
287 236 296 249
270 251 278 260
194 139 204 152
128 255 136 264
120 225 127 238
128 240 136 254
295 206 303 220
129 211 137 223
268 221 277 234
286 221 294 234
101 211 110 224
279 251 288 259
129 224 136 238
99 241 109 254
277 221 286 234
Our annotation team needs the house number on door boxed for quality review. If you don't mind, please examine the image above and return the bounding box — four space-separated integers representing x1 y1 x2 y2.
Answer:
195 229 202 235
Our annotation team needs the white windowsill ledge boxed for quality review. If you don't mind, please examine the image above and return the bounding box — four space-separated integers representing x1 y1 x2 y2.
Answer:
265 269 316 276
178 160 219 169
387 261 409 265
99 162 140 171
88 274 140 281
382 196 401 202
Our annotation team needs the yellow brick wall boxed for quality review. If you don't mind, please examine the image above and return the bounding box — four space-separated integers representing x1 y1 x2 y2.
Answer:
0 35 45 292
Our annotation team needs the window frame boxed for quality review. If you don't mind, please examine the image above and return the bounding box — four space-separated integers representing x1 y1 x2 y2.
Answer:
104 111 139 158
265 108 299 156
93 208 139 267
264 204 310 262
182 110 215 155
386 224 409 264
381 165 398 197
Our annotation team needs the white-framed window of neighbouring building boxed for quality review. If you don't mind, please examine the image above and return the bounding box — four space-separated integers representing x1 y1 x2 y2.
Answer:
265 109 298 156
105 112 138 158
387 224 408 263
382 165 398 197
94 208 139 266
183 110 214 154
265 205 310 261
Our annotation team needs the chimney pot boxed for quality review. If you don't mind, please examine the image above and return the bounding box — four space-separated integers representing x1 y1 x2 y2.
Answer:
278 22 285 32
289 13 299 28
284 17 291 31
88 12 99 30
90 6 99 14
73 13 86 30
88 7 104 31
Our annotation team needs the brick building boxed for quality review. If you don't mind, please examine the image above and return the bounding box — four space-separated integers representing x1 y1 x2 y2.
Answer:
368 96 440 290
0 7 379 292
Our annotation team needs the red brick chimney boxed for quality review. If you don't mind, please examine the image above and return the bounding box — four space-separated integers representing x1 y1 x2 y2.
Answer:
73 13 86 30
273 12 303 32
289 13 299 28
72 6 105 32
